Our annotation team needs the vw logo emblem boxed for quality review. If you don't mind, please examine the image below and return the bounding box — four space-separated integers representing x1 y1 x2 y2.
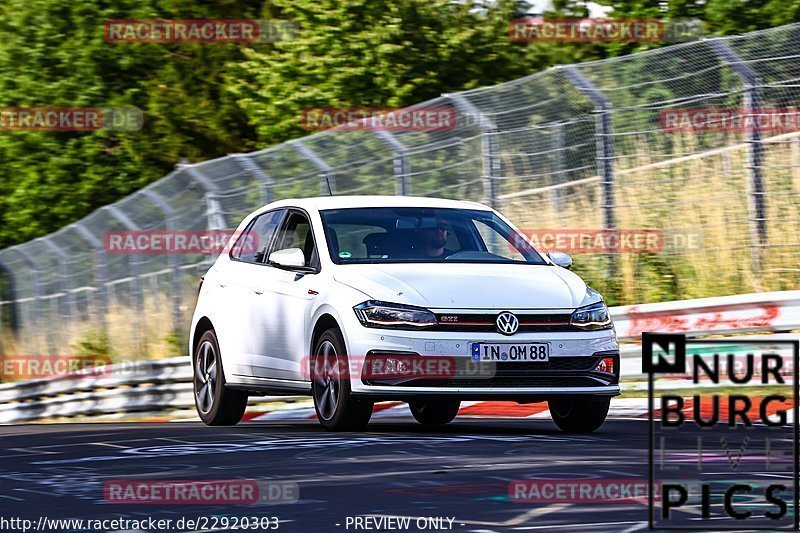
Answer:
496 312 519 335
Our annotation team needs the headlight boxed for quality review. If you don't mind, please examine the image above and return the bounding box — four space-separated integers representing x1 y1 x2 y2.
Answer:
570 301 612 330
353 301 437 329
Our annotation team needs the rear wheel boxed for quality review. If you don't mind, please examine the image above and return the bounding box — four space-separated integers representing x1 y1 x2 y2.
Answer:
409 399 461 425
193 330 248 426
311 328 373 431
548 397 610 433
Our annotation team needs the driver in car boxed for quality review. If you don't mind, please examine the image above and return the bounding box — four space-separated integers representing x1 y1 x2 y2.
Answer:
419 218 453 259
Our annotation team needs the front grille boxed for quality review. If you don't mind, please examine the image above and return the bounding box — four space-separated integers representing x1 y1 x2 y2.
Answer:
363 357 618 387
361 351 620 388
432 312 576 333
495 357 600 372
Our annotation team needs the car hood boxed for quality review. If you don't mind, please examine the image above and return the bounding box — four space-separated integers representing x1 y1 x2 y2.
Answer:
332 263 587 309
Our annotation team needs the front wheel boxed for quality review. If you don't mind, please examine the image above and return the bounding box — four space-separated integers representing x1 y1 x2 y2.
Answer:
193 330 248 426
311 328 373 431
548 397 610 433
409 399 461 425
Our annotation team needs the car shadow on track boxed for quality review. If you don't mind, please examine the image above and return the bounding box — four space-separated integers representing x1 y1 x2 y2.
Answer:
239 418 628 437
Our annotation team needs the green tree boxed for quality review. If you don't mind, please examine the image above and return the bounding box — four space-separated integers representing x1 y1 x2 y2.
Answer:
0 0 261 247
230 0 533 145
598 0 800 44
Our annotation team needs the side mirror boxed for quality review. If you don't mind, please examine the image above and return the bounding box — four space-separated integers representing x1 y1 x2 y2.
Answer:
547 251 572 270
269 247 306 269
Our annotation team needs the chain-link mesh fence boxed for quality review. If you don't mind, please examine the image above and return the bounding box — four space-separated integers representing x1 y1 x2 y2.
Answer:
2 23 800 359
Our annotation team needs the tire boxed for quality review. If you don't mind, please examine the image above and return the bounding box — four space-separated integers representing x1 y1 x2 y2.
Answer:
311 328 373 431
548 397 610 433
409 399 461 425
193 330 248 426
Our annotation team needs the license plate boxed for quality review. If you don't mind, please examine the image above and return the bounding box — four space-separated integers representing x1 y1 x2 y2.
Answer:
470 342 550 362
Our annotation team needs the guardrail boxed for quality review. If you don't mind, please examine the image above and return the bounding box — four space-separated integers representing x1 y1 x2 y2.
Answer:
0 357 304 424
611 290 800 341
1 291 799 424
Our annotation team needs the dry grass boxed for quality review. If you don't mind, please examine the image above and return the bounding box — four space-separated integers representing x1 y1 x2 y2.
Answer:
0 290 194 360
501 131 800 305
104 291 182 360
0 329 23 356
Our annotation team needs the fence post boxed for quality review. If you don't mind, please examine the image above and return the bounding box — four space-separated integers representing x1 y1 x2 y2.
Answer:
291 140 334 195
445 94 499 209
177 160 226 266
141 189 183 340
36 237 76 323
71 222 108 336
563 66 618 281
550 123 567 223
178 160 221 197
8 246 46 354
204 194 226 231
103 206 145 329
233 153 274 204
0 256 18 334
374 131 410 195
707 38 767 274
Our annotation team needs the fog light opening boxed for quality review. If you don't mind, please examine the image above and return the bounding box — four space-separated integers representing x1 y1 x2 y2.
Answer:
595 357 615 374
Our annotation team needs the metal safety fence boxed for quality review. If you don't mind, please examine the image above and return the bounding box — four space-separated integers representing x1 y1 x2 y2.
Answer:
2 23 800 359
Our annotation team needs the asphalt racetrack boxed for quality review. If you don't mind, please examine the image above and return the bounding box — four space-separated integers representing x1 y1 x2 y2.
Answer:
0 414 654 533
0 413 791 532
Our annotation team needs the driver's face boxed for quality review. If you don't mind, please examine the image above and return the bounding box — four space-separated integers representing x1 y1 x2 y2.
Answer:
423 221 449 249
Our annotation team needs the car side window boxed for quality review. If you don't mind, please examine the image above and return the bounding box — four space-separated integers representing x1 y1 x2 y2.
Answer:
273 211 318 268
231 210 284 263
472 219 525 261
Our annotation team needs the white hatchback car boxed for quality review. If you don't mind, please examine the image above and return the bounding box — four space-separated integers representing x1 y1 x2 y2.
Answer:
189 196 619 431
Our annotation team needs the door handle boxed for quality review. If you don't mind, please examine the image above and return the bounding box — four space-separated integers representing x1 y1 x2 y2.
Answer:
218 283 226 288
253 289 263 295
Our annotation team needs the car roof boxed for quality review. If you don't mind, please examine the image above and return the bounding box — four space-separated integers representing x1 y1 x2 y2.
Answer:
261 195 493 212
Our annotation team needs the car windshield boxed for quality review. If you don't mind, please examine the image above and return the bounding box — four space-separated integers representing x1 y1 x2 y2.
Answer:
320 207 546 265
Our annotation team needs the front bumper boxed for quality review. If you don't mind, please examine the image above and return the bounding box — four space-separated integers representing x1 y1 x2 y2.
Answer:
345 326 620 399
